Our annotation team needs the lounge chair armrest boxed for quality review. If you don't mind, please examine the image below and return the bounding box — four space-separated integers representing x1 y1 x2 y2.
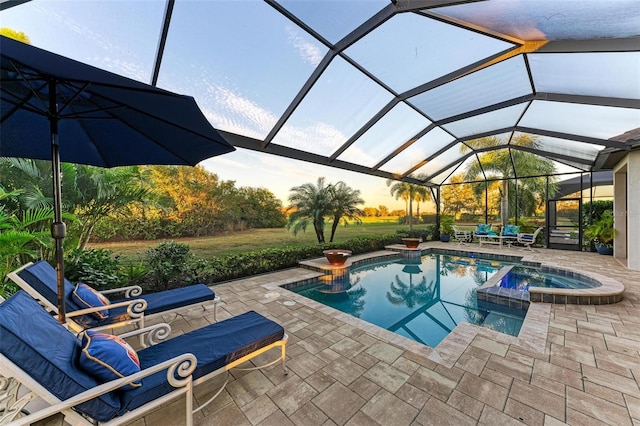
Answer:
66 298 148 320
118 322 172 347
100 285 143 298
4 353 197 426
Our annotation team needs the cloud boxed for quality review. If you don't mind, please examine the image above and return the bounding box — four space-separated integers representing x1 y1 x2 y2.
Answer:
201 153 251 171
286 26 323 66
210 86 278 138
95 57 149 82
275 120 347 155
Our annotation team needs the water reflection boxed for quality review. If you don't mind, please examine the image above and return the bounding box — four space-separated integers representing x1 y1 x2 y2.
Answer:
312 275 367 318
386 263 436 309
292 252 526 347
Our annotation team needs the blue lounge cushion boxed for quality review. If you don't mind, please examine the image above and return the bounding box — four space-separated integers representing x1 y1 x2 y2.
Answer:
17 261 217 329
521 234 534 241
0 291 122 422
75 284 218 329
503 225 520 237
17 260 84 311
73 283 110 319
121 284 216 316
119 310 284 415
80 331 141 390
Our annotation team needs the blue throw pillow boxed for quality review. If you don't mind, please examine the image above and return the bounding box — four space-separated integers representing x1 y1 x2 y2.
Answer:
503 225 520 236
476 224 490 235
72 283 110 319
79 331 141 390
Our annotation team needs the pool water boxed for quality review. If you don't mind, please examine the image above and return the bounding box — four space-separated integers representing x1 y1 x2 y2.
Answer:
500 266 598 290
289 253 526 348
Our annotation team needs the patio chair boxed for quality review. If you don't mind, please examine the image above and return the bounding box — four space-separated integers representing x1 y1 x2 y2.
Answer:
8 261 220 334
0 291 287 426
452 225 473 245
517 227 544 251
500 224 521 247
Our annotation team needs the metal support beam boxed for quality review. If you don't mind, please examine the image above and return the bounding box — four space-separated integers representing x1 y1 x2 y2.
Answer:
535 38 640 53
150 0 174 86
516 126 632 150
394 0 486 12
219 130 431 185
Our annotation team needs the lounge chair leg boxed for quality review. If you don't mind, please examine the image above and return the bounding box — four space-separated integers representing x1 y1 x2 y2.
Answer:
138 317 146 348
282 343 288 375
186 381 193 426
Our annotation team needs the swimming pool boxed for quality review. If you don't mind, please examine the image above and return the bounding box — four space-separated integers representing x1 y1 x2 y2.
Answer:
289 252 526 348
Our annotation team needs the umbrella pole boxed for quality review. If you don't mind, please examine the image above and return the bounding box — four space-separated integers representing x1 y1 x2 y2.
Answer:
49 80 67 324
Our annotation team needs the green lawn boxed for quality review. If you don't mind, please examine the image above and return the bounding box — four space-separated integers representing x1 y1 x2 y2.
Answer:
90 218 433 261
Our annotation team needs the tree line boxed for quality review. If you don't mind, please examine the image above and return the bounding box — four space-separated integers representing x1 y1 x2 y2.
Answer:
0 158 286 280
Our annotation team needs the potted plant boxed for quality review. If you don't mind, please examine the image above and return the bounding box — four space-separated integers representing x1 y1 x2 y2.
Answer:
584 210 616 255
439 214 454 242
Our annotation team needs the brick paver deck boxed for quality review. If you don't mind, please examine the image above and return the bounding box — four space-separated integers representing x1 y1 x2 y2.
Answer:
39 243 640 425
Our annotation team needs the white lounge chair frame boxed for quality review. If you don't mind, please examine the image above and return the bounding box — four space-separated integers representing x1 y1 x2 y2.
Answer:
8 262 219 335
0 325 288 426
452 225 473 245
516 227 544 251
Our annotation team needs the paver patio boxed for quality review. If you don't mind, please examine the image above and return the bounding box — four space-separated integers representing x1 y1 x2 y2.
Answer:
35 243 640 425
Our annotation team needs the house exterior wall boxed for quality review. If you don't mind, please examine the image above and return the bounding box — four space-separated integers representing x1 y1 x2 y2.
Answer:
614 151 640 271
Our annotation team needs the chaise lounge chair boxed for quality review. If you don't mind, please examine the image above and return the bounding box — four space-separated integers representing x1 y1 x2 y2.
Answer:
0 291 287 425
517 227 544 251
8 261 220 334
452 225 473 245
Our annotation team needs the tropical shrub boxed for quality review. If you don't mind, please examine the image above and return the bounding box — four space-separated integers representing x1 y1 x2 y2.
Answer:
420 213 437 224
64 248 125 290
397 215 421 225
395 227 434 242
439 214 454 235
203 233 401 283
584 210 616 248
56 233 425 293
144 241 208 291
582 200 614 251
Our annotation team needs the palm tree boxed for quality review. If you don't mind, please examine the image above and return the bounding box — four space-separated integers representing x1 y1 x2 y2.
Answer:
0 189 54 290
462 134 555 226
387 178 431 229
287 177 332 243
0 158 79 212
327 181 364 243
386 273 436 309
412 179 431 221
387 180 413 229
74 165 150 249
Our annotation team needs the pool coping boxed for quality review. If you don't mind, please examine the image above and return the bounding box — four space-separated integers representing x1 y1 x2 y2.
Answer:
269 243 625 368
415 245 625 305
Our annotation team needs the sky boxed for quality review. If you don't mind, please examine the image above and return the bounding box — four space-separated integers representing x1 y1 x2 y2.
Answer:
1 1 637 211
200 149 415 211
0 0 417 211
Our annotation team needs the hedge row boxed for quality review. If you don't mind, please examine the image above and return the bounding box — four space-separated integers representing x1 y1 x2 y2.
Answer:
62 232 421 294
204 233 403 283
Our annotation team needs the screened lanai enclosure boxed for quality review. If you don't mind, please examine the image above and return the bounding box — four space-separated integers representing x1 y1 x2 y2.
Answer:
1 0 639 256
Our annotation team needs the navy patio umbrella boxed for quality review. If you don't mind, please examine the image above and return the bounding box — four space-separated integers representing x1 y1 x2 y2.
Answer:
0 36 235 323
